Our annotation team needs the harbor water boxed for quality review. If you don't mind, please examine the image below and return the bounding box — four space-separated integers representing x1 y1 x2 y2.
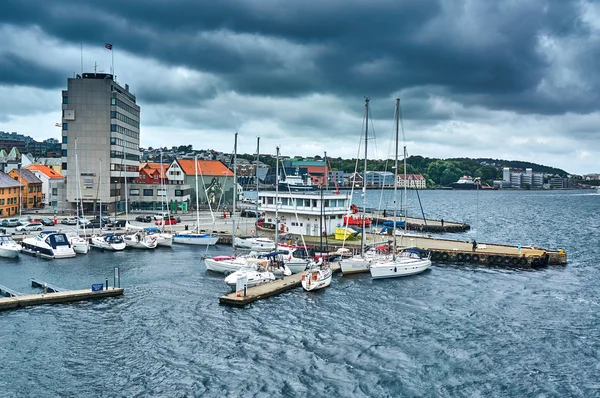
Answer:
1 190 599 397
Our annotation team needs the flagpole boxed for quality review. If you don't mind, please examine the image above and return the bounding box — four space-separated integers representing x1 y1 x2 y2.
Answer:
80 43 83 75
112 45 115 78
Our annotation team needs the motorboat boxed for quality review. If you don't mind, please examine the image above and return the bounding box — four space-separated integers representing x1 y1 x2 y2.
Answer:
123 231 158 249
21 231 76 259
173 232 219 246
0 234 22 258
90 233 126 251
233 236 275 251
68 234 90 254
301 259 332 291
224 260 276 291
340 244 390 274
369 248 431 279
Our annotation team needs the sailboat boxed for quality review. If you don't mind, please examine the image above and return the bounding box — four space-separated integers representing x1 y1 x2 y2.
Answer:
91 159 126 251
301 258 332 291
69 139 90 254
234 136 275 251
370 99 431 279
150 153 173 247
340 98 388 274
173 154 219 245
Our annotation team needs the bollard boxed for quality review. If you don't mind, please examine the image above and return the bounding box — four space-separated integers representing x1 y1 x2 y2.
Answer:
43 283 47 295
243 283 247 297
105 278 108 290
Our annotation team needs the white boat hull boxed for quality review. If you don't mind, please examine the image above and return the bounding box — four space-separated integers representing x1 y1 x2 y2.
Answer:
340 256 375 274
234 236 275 251
204 257 248 274
69 237 90 254
224 269 276 291
370 258 431 279
90 236 127 251
301 267 332 291
124 233 158 249
0 244 22 258
173 233 219 246
155 233 173 247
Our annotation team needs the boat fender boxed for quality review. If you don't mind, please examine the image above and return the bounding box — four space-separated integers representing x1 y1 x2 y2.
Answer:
511 257 519 265
519 257 527 266
457 253 465 262
471 254 479 262
441 252 449 261
286 227 289 232
301 274 305 281
503 256 511 265
313 273 318 281
394 267 397 273
250 229 255 233
464 254 472 262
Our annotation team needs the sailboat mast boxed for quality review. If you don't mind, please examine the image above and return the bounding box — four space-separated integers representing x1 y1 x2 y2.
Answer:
393 99 399 258
123 141 129 223
75 138 80 230
401 101 408 234
324 151 329 251
233 132 238 215
195 154 200 233
361 98 369 255
275 146 280 245
255 137 260 238
99 159 102 228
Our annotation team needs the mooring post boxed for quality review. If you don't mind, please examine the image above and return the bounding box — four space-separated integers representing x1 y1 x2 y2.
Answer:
105 278 108 290
43 283 47 295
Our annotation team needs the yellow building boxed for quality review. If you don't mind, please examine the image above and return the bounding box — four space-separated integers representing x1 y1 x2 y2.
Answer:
0 171 23 217
8 168 43 209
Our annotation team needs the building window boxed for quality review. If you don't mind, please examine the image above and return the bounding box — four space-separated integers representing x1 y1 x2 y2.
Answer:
62 123 68 130
62 136 68 144
143 189 153 196
62 150 67 157
129 189 140 196
111 111 116 118
62 163 67 170
52 188 58 195
110 137 116 145
111 98 117 105
111 124 117 131
63 97 68 104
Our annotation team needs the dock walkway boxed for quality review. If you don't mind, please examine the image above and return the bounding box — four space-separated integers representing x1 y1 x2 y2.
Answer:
219 262 341 307
0 287 124 312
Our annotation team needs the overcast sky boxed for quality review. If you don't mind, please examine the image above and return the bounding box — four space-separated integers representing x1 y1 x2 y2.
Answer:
1 0 599 174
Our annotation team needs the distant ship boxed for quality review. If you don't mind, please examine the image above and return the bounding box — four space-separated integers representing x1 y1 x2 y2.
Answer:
450 176 497 190
278 169 318 191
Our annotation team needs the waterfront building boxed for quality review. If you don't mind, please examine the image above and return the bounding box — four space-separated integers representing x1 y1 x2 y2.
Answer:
549 177 571 189
130 162 190 212
62 73 140 214
8 168 42 209
366 171 395 187
397 174 426 189
0 171 22 217
25 164 64 206
167 159 234 208
259 191 351 236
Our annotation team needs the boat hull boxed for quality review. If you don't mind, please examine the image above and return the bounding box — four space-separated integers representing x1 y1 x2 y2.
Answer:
0 245 22 258
301 268 332 291
204 257 248 274
340 257 375 274
234 236 275 251
173 233 219 246
370 259 431 279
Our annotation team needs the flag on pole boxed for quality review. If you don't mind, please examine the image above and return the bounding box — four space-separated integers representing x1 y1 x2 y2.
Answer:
105 43 113 50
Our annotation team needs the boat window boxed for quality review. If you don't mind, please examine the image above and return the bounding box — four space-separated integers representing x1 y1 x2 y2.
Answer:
267 197 274 205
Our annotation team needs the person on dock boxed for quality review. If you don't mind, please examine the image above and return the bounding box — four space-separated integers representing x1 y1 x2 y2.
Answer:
441 219 444 227
472 240 477 251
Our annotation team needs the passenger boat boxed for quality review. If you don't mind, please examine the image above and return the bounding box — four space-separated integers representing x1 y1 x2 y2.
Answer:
21 231 76 259
90 233 126 251
301 259 332 291
0 234 22 258
276 244 312 274
370 248 431 279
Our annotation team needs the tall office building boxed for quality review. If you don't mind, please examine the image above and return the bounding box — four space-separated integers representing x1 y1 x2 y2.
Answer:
61 73 140 213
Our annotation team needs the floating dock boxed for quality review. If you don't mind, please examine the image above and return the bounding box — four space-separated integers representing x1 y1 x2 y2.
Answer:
219 262 341 307
0 286 124 312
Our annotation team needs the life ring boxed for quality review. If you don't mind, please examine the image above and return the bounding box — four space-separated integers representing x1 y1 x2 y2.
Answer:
279 224 284 232
441 252 449 261
471 254 479 262
456 253 465 262
519 257 527 266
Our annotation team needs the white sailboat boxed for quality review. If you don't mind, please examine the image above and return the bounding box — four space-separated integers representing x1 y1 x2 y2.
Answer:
301 258 332 291
69 139 90 254
153 152 173 247
340 98 388 274
370 99 431 279
173 154 219 246
91 159 126 251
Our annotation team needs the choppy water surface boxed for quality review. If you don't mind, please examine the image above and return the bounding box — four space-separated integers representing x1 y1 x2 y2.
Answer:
1 190 599 397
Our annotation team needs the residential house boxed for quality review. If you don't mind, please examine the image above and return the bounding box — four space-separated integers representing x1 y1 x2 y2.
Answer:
397 174 427 189
167 159 234 208
25 164 65 206
8 168 43 209
129 162 190 212
0 171 23 217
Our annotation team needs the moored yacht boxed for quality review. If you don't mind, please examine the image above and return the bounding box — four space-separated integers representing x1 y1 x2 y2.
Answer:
91 233 126 251
21 231 76 259
0 234 22 258
301 259 332 291
369 248 431 279
234 236 275 251
124 230 158 249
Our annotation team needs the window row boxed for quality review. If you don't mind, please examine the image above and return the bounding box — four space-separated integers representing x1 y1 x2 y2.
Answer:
111 98 140 118
110 137 138 150
0 188 19 194
0 197 19 205
109 163 139 172
129 189 166 196
111 123 139 140
111 111 139 128
110 150 140 162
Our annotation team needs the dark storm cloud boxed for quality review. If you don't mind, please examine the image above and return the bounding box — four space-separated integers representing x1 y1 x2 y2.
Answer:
0 52 64 88
0 0 596 115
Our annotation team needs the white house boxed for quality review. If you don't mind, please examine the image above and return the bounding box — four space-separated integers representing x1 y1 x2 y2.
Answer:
397 174 426 189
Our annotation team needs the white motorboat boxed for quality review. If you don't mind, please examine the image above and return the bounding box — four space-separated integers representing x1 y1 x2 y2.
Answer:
301 260 332 291
90 234 126 251
68 234 90 254
123 231 158 249
370 248 431 279
234 236 275 251
142 227 173 247
173 232 219 246
204 255 247 274
340 244 390 274
224 261 276 291
0 234 22 258
21 231 76 259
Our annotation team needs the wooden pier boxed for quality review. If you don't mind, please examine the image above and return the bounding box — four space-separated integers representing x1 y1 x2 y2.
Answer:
219 262 341 307
0 286 124 312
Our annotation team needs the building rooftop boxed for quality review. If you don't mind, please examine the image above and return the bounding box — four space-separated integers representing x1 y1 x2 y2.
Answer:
0 171 23 188
10 168 43 184
25 164 64 179
176 159 233 177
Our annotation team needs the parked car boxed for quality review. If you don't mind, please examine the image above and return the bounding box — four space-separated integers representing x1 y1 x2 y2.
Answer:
16 222 44 232
39 217 55 226
135 215 152 223
92 216 112 228
241 210 258 218
61 217 78 225
112 219 127 228
84 221 101 229
0 220 9 227
0 227 5 234
6 219 22 227
155 216 178 226
153 212 170 220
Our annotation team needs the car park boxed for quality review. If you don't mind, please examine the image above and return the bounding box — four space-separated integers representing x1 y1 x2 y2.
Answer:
15 222 44 232
135 215 152 223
